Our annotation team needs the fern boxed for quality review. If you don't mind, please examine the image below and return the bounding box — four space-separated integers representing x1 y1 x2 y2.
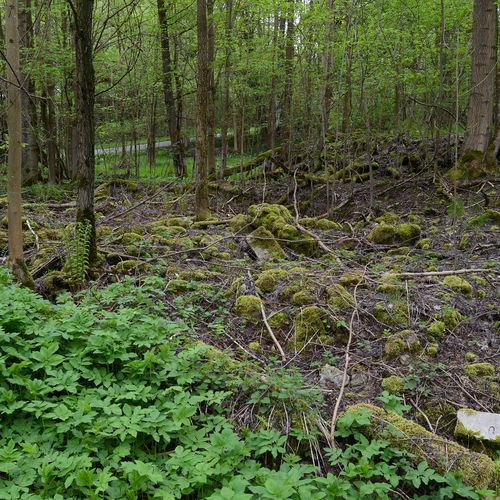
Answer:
63 220 91 291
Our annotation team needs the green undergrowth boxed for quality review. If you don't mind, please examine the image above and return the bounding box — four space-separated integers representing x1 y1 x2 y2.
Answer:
0 267 493 499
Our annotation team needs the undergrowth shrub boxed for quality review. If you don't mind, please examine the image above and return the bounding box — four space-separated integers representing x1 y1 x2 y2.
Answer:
0 267 493 499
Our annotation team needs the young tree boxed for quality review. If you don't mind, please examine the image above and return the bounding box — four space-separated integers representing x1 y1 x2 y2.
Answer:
461 0 499 172
71 0 97 264
157 0 186 178
195 0 210 220
6 0 34 287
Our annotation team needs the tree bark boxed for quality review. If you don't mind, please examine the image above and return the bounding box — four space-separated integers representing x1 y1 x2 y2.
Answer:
206 0 216 177
6 0 33 287
19 0 40 185
462 0 497 158
195 0 210 220
72 0 97 264
220 0 232 178
281 0 294 159
157 0 186 178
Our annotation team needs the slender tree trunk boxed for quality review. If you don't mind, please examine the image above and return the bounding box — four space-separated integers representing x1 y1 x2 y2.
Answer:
195 0 210 220
462 0 497 158
147 95 157 173
72 0 97 264
267 14 278 153
206 0 216 177
281 0 294 159
157 0 186 178
6 0 33 287
19 0 39 185
220 0 232 178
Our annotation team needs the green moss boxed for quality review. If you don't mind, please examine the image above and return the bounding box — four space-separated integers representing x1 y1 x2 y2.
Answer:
384 336 406 359
248 342 262 354
166 279 189 292
427 344 438 357
377 283 397 294
442 307 466 330
442 276 473 296
342 403 497 491
120 232 142 245
376 212 401 224
247 226 287 261
234 295 262 320
459 233 471 251
382 376 405 394
300 217 342 231
280 284 301 302
387 246 409 256
465 352 478 363
115 260 151 273
464 363 495 377
289 306 329 352
327 284 354 308
427 321 446 340
230 214 253 232
291 291 313 306
268 312 287 329
339 272 364 286
416 238 431 250
178 270 206 281
255 269 287 293
373 302 408 327
368 223 421 245
225 277 245 297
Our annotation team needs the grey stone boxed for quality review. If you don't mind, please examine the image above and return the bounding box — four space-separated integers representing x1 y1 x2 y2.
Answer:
319 365 344 389
350 372 369 391
455 409 500 442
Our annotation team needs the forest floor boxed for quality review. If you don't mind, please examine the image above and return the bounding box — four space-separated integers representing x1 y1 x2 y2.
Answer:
2 134 500 457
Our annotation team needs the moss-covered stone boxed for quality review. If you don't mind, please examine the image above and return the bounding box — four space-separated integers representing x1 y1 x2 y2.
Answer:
234 295 262 320
376 212 401 224
382 376 405 394
339 272 364 287
289 306 329 352
178 270 206 281
416 238 431 250
300 217 342 231
342 403 498 491
442 276 473 296
427 345 438 357
327 284 354 308
166 279 189 292
280 284 302 302
377 283 397 294
384 336 406 359
464 363 495 377
255 269 287 293
120 232 142 245
225 277 246 297
248 342 262 355
268 312 288 329
291 291 313 306
369 223 421 245
427 321 446 340
247 226 287 261
373 302 408 327
115 260 151 273
387 246 409 256
442 307 466 330
230 214 253 232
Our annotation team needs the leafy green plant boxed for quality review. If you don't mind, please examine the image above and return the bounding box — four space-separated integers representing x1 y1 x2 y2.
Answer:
63 220 92 291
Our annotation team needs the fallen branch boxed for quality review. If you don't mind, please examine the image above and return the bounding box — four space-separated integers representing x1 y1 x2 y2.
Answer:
389 268 500 278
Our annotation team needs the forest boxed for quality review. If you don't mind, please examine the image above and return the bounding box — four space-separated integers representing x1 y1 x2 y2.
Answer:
0 0 500 497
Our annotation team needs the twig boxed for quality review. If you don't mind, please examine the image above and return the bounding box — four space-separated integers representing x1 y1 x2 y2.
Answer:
25 219 39 251
248 271 286 361
410 399 433 432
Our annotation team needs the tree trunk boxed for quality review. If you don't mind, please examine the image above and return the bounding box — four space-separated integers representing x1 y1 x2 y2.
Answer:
220 0 232 178
195 0 210 220
462 0 497 162
19 0 39 185
157 0 186 178
6 0 33 287
206 0 216 177
72 0 97 265
281 0 294 159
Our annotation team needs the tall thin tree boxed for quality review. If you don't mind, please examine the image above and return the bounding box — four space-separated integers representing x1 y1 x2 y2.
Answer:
6 0 33 287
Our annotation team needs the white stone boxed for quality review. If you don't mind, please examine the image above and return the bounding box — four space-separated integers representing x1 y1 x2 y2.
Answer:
456 409 500 442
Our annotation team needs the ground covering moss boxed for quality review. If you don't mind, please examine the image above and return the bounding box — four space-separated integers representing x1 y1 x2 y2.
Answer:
442 276 473 296
464 363 495 377
234 295 262 320
255 269 287 293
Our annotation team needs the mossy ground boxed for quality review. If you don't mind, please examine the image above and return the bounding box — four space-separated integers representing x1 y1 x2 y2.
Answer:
1 134 499 492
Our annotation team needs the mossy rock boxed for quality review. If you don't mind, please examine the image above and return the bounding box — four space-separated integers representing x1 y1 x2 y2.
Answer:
248 342 263 355
300 217 342 231
230 214 253 232
255 269 288 293
97 225 113 238
384 336 406 360
37 228 63 241
442 307 466 330
289 306 329 352
464 363 495 377
247 226 287 262
148 234 173 246
449 150 498 181
268 312 288 329
373 302 408 327
280 284 302 302
35 271 69 301
234 295 262 320
369 224 421 245
178 270 206 281
416 238 431 250
225 277 246 298
377 283 397 294
427 321 446 340
442 276 473 296
382 376 405 394
342 403 498 491
291 291 313 306
339 272 364 287
114 260 151 273
421 401 457 428
120 232 142 245
166 279 189 292
327 284 354 308
375 212 401 224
